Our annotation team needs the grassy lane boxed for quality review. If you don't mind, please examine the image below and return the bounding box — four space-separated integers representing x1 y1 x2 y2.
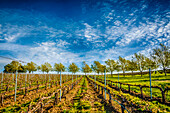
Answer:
97 73 170 102
56 76 118 113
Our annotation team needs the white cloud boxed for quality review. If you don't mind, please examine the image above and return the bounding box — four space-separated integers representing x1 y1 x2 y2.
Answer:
56 39 70 48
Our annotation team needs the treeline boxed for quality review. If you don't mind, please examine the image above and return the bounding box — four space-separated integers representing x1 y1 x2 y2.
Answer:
3 44 170 76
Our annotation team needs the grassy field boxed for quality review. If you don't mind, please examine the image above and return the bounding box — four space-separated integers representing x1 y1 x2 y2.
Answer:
97 73 170 102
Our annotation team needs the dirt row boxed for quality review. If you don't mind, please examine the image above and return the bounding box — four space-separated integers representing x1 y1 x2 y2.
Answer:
43 76 119 113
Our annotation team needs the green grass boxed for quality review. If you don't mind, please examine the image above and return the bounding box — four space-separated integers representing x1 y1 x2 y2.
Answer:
96 73 170 102
88 76 170 112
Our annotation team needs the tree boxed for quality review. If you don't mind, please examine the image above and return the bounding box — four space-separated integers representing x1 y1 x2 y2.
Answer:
68 63 79 74
40 64 47 74
145 57 158 70
91 61 102 75
152 44 170 76
105 59 117 77
118 56 127 76
100 65 107 75
115 61 121 72
44 62 52 73
82 61 92 75
54 63 66 73
37 66 41 71
126 57 137 75
4 61 25 73
4 64 13 73
40 62 52 74
134 53 146 77
26 61 37 73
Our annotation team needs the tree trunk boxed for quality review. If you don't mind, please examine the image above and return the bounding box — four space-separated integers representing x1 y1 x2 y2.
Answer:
111 71 113 77
132 71 133 76
163 67 166 76
140 71 143 77
123 71 125 77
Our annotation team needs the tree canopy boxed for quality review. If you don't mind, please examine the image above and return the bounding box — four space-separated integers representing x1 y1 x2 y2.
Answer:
152 44 170 76
68 63 79 74
26 61 37 73
82 61 92 75
54 63 65 73
4 61 26 73
105 59 118 76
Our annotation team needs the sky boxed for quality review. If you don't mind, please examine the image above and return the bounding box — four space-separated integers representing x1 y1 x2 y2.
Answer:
0 0 169 73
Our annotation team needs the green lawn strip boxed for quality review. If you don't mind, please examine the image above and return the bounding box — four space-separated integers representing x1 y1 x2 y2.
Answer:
67 76 92 112
96 73 170 102
88 77 170 112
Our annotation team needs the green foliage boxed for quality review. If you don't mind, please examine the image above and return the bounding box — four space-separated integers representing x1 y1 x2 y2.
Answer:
40 62 52 73
145 57 158 70
126 57 137 73
4 61 26 73
26 61 37 73
54 63 65 73
82 61 92 75
118 56 127 74
152 43 170 76
91 61 107 74
134 53 146 76
68 63 80 74
105 59 119 76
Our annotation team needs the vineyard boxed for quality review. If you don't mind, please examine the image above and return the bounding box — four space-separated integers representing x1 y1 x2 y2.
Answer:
0 72 169 113
0 43 169 112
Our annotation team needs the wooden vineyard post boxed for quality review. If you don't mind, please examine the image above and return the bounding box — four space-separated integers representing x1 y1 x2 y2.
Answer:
118 72 120 89
162 89 165 103
36 81 39 93
6 84 8 92
98 85 100 93
140 86 143 98
0 94 3 106
39 103 43 113
1 72 3 89
62 88 65 98
54 92 58 105
72 74 73 89
25 73 27 96
108 89 111 104
95 73 96 87
120 83 122 90
121 99 125 113
67 86 69 93
49 74 50 88
60 70 62 101
14 71 18 102
128 84 130 93
12 73 14 82
76 74 77 84
104 69 106 100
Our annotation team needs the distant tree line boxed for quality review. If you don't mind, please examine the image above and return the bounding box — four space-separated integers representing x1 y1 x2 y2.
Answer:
3 44 170 76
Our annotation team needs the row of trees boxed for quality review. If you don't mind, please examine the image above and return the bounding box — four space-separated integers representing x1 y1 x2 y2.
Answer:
91 44 169 76
3 62 81 75
3 44 170 76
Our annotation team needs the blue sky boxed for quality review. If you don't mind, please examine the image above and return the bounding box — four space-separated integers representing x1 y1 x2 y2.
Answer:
0 0 169 72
